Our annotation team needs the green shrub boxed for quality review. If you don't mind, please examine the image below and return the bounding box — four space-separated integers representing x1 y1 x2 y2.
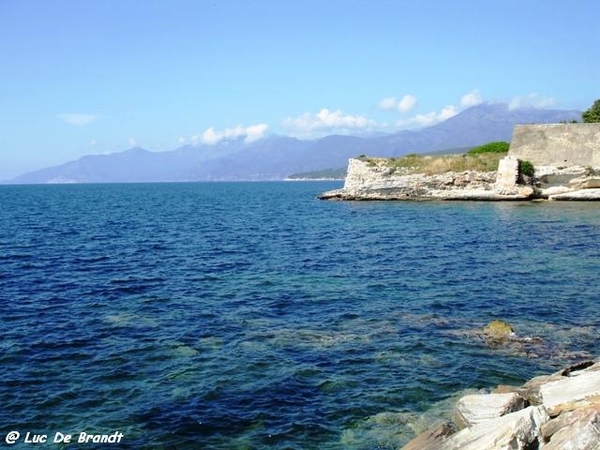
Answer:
369 152 504 175
520 160 535 177
467 141 510 155
582 99 600 123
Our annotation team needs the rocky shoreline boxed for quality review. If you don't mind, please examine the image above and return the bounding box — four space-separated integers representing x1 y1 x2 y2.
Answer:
402 357 600 450
318 157 600 201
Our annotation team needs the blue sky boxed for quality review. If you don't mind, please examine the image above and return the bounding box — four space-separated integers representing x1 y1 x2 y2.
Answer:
1 0 598 179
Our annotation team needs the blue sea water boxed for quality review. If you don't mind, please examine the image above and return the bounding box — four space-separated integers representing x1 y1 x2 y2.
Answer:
0 181 599 449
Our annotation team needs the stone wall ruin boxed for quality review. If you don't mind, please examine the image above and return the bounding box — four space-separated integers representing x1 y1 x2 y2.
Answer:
508 123 600 167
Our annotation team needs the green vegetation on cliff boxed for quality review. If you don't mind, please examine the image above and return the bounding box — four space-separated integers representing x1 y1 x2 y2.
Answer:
467 141 510 155
359 150 507 175
519 160 535 177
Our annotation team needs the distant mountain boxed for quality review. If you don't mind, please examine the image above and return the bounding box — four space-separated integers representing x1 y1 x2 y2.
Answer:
8 103 581 184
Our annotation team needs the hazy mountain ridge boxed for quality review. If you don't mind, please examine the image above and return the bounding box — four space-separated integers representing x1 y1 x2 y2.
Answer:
7 103 581 184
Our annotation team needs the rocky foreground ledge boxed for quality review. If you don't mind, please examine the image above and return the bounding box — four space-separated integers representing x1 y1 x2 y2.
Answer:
318 157 600 201
401 358 600 450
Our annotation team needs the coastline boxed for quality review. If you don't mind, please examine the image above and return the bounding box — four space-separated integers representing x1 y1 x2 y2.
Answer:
318 157 600 202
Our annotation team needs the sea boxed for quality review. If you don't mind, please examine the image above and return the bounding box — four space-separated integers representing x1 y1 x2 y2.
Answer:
1 181 598 449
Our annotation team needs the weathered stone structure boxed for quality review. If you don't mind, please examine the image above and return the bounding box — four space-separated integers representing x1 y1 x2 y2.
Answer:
494 156 520 194
509 123 600 167
319 123 600 201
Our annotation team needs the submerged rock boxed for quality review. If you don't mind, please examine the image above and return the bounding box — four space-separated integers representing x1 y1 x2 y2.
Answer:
483 320 515 340
475 320 547 357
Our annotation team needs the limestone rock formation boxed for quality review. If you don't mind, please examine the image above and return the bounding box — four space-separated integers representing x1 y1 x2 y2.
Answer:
443 406 548 450
401 361 600 450
542 405 600 450
454 393 526 429
318 158 531 201
535 166 600 200
401 422 455 450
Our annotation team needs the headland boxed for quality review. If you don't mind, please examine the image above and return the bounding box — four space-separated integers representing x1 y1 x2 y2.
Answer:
319 123 600 201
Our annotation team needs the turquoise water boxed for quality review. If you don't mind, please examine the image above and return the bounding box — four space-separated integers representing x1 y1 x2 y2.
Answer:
1 182 599 449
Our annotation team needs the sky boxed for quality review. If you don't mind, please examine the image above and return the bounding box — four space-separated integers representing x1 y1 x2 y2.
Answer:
1 0 598 180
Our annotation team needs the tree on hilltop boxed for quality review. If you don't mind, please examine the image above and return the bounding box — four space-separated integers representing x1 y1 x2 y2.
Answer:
582 99 600 123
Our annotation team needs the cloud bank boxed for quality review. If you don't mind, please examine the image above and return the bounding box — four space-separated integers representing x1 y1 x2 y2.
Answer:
378 89 486 130
395 105 459 129
281 109 377 137
192 123 269 145
180 89 559 143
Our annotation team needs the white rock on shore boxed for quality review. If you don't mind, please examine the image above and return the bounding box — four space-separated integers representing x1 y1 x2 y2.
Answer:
454 392 526 429
401 360 600 450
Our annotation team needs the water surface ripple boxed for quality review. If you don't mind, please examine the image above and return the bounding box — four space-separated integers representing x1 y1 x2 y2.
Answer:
1 182 598 449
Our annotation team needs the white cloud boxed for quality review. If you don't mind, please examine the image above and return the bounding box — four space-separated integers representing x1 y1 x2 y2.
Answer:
509 93 556 110
89 139 97 147
128 138 137 147
378 97 398 110
460 89 483 107
391 90 484 130
198 128 220 145
57 113 98 126
439 105 458 120
408 112 437 127
378 94 418 113
395 104 458 129
281 109 377 137
397 94 417 113
244 123 269 142
192 123 269 146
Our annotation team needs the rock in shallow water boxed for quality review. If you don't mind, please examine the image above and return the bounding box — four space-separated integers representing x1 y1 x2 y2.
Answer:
482 320 515 339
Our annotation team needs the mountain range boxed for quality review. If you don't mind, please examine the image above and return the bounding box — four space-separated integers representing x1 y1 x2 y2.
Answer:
8 103 581 183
